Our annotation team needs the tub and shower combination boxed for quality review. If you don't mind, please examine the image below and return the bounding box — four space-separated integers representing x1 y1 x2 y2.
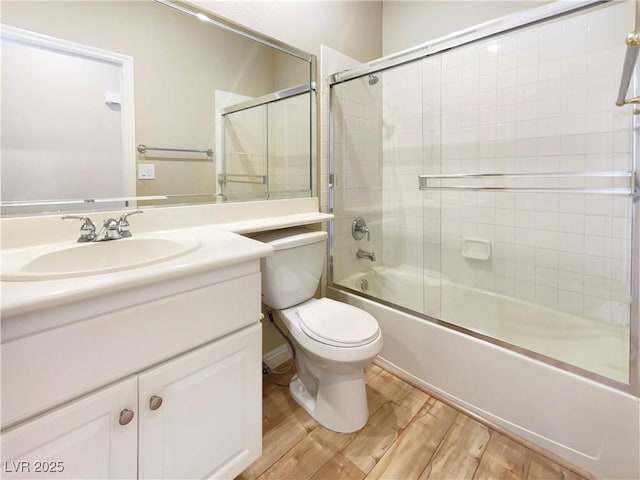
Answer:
327 1 639 478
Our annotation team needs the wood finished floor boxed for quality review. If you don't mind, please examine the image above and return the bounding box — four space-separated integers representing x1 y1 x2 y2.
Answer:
238 363 590 480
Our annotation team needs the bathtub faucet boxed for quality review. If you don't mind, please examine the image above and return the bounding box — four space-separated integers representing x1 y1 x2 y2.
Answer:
356 248 376 261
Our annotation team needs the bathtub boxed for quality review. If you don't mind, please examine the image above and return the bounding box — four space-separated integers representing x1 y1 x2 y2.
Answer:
329 266 639 479
342 265 629 383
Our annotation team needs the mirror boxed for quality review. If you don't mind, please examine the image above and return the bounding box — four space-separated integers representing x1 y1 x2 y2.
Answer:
0 0 315 216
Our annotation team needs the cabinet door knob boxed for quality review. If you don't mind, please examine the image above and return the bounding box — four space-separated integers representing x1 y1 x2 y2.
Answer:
119 408 135 425
149 395 163 411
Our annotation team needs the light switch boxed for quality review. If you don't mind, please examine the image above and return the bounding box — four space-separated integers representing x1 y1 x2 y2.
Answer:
138 163 155 180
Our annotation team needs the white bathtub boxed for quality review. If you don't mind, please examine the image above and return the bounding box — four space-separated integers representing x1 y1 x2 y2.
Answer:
343 265 629 383
330 266 639 479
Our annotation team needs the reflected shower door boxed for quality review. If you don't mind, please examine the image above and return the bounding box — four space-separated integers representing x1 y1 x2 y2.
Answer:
221 106 268 202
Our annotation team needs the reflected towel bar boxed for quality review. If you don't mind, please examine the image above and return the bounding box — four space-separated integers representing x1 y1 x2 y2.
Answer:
218 174 267 185
418 171 635 196
137 144 214 157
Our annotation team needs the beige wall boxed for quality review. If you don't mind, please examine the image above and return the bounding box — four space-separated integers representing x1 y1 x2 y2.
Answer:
1 1 308 204
382 0 550 55
196 1 551 63
194 0 383 62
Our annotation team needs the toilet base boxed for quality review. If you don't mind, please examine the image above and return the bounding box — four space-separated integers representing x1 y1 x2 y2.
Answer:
289 369 369 433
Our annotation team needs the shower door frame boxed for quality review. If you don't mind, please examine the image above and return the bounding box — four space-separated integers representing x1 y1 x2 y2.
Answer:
328 0 640 396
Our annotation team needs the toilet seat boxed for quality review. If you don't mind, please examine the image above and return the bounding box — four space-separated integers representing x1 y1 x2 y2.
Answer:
297 298 380 347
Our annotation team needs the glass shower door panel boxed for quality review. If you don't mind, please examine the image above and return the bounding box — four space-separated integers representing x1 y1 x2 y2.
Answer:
437 1 634 384
222 105 267 202
331 76 384 295
374 62 426 313
421 56 443 319
267 94 312 199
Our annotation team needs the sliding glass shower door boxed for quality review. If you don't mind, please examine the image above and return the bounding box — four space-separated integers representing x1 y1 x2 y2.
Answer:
330 0 637 388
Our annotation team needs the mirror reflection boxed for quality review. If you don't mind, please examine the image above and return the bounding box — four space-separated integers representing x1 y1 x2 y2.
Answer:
0 0 314 216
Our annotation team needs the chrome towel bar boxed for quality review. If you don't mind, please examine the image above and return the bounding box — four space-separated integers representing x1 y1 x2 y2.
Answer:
418 171 635 196
137 144 214 157
218 174 267 185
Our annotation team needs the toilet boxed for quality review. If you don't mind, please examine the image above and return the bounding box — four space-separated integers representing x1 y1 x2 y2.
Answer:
254 228 383 433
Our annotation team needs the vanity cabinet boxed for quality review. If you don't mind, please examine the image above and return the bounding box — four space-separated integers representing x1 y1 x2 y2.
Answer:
1 324 261 479
1 377 138 479
1 257 266 479
138 323 261 479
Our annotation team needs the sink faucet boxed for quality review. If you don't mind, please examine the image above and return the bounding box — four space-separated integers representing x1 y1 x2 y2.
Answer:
61 215 97 242
356 248 376 261
63 210 143 242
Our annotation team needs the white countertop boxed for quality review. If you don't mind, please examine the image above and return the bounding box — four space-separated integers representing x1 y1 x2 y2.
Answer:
1 208 333 321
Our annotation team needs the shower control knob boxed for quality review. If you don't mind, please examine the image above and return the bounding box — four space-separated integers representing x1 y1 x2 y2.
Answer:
352 216 370 241
149 395 163 411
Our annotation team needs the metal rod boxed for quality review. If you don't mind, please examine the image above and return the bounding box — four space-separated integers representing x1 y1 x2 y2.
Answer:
417 186 633 195
221 82 315 117
419 171 633 179
616 0 640 107
137 144 213 157
218 174 267 185
153 0 313 63
616 41 640 106
418 171 636 195
330 0 604 86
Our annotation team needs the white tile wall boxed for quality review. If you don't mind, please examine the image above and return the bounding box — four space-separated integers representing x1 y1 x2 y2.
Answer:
432 1 634 326
331 1 635 327
320 46 383 285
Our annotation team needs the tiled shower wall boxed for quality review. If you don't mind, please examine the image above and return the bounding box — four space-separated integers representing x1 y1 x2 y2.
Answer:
378 1 634 325
326 46 383 283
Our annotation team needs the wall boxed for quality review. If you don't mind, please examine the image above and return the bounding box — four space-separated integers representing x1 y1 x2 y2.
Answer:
382 0 550 55
1 1 305 206
330 59 384 284
194 1 383 62
1 36 126 210
432 2 634 326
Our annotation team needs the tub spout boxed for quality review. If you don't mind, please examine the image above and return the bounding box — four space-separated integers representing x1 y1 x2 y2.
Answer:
356 248 376 261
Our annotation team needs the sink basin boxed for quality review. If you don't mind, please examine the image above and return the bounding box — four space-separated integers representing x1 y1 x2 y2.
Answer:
2 235 202 281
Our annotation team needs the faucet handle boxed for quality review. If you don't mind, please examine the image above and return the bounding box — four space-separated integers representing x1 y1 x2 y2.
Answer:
352 216 371 241
117 210 143 236
62 215 97 242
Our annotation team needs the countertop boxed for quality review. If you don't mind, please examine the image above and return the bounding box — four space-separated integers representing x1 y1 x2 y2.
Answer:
1 210 333 322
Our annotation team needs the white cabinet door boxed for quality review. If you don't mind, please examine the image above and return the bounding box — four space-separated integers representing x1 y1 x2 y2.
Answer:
138 323 262 479
1 377 137 479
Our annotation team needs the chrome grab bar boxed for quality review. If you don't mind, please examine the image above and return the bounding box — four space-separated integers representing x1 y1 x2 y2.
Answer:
418 171 635 196
218 173 267 185
616 0 640 108
137 144 214 157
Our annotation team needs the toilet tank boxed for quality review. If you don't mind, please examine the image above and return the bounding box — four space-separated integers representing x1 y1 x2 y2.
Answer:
253 228 328 309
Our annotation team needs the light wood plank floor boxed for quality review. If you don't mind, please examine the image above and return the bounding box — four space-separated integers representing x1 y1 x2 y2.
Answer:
238 364 592 480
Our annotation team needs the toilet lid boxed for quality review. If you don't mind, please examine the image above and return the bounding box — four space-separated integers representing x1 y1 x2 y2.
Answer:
297 298 380 347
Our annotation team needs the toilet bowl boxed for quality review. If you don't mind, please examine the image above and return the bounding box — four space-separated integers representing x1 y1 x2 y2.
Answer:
280 297 382 432
253 228 383 433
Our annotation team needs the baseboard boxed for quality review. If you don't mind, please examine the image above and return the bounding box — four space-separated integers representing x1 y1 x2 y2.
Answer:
263 343 293 369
